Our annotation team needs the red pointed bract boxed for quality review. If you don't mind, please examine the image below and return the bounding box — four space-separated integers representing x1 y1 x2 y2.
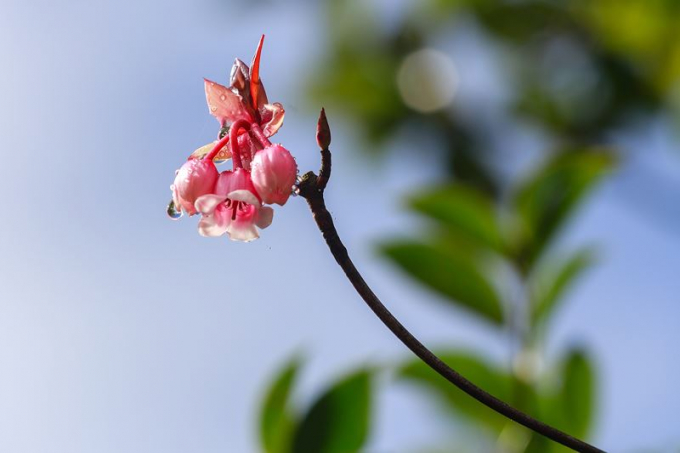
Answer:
250 35 265 111
204 78 252 127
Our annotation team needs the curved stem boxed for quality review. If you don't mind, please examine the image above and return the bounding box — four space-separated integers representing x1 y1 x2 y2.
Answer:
205 131 231 162
250 123 272 148
229 119 252 170
296 110 605 453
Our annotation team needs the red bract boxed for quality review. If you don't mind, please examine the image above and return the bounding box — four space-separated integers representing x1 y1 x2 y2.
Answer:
191 35 285 168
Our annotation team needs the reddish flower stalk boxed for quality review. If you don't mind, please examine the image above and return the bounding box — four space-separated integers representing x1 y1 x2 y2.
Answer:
249 122 272 149
227 119 253 170
205 130 232 163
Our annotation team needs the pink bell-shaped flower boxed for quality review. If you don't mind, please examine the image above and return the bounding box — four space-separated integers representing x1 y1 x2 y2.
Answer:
171 158 219 216
250 144 297 206
194 169 273 242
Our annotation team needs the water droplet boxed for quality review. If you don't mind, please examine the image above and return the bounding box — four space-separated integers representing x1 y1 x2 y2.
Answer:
291 183 301 197
166 200 183 219
210 105 217 112
219 125 230 139
220 94 226 101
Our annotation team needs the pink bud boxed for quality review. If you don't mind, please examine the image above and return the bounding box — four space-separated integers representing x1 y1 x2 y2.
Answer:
250 144 297 206
172 159 218 215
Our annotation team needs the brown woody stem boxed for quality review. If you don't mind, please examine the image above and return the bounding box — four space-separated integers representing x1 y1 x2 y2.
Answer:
296 109 605 453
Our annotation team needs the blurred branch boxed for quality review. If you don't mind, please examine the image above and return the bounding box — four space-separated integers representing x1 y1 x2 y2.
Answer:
297 109 604 453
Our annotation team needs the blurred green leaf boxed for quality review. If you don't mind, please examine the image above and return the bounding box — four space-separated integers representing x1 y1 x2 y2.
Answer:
400 351 513 433
259 357 301 453
575 0 680 93
531 248 596 327
409 184 505 254
515 150 615 269
380 240 503 324
291 370 372 453
541 348 596 441
561 349 595 438
473 2 574 43
523 431 556 453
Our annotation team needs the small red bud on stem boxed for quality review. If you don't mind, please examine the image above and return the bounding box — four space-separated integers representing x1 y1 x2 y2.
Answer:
316 108 331 150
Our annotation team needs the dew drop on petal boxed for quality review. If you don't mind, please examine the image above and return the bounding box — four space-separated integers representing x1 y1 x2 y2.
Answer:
210 105 217 112
220 94 226 101
167 200 183 219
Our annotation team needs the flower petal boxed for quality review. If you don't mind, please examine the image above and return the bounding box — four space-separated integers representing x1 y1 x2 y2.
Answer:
227 223 260 242
227 189 260 206
259 102 285 137
195 194 227 215
198 214 228 237
256 206 274 229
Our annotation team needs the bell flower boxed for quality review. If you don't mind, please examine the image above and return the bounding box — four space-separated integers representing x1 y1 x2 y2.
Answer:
171 158 218 216
250 144 297 206
194 169 273 242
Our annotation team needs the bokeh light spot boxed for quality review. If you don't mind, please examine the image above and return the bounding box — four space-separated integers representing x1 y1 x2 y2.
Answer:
397 48 458 113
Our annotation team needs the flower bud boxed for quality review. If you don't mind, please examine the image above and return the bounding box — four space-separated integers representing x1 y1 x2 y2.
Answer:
172 159 218 215
316 108 331 149
250 144 297 206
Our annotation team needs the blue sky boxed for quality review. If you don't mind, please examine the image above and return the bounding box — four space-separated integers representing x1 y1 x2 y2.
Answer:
0 0 679 451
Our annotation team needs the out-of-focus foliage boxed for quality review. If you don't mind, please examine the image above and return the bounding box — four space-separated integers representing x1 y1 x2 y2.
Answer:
384 149 609 450
259 358 373 453
310 0 680 195
401 347 596 452
513 150 615 270
530 248 595 329
381 240 504 324
260 357 299 453
382 148 614 324
408 185 506 253
401 350 514 433
550 348 595 439
255 0 679 451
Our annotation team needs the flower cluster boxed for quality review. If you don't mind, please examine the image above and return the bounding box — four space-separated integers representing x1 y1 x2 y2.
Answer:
168 36 297 242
